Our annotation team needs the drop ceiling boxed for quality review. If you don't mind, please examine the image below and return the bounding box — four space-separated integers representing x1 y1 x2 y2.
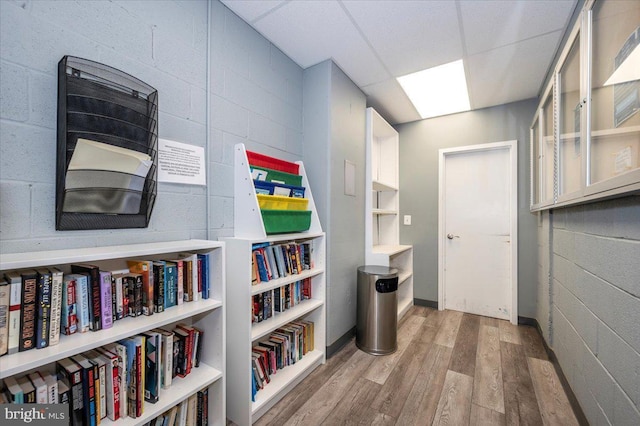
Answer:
221 0 578 125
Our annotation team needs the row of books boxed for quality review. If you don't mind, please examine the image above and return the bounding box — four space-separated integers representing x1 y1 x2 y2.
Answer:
1 323 203 425
0 252 212 356
251 319 315 400
251 278 312 324
251 241 313 284
141 388 208 426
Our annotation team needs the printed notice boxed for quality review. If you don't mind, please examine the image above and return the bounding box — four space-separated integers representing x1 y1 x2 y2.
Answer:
613 146 633 175
158 139 206 185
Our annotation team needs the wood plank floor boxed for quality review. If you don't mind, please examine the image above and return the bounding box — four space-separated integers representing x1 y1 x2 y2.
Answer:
250 307 580 426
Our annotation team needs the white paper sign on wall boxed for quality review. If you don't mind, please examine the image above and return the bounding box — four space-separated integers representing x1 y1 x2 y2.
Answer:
157 138 206 186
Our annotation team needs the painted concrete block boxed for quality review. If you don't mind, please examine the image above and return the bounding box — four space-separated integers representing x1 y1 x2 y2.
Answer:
286 128 304 157
612 383 640 426
151 192 207 232
219 131 243 166
0 181 31 240
576 302 598 353
597 320 640 408
553 229 575 261
30 183 56 237
225 71 271 117
0 61 29 122
582 345 614 422
248 113 286 150
190 86 207 125
28 70 56 129
270 95 302 131
270 45 303 89
154 31 206 86
582 202 615 238
608 286 640 353
0 122 55 183
613 198 640 241
222 39 250 79
158 112 206 148
564 204 584 233
209 163 234 198
211 94 248 138
575 233 640 298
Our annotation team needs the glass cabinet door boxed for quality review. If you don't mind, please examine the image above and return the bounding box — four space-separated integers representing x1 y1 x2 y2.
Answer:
541 91 555 203
588 0 640 188
558 34 583 198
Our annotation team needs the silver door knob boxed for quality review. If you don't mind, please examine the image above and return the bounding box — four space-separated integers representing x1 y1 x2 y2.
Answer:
447 233 459 239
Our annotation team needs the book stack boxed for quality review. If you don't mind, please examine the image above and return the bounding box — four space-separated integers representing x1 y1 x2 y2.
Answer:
144 387 208 426
251 320 315 399
251 241 312 285
0 253 211 358
252 278 312 323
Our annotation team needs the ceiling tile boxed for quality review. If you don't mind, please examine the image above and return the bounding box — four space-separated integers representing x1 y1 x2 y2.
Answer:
466 31 562 109
459 0 576 55
361 79 422 125
219 0 286 23
343 0 463 77
250 0 388 87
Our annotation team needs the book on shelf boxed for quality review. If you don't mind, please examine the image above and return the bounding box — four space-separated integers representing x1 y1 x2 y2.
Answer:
19 269 37 351
186 393 198 426
4 271 22 354
176 397 189 426
57 357 84 425
103 341 128 419
152 261 166 313
164 261 177 309
125 273 143 317
43 372 59 404
167 259 184 306
178 253 199 302
99 270 114 330
3 375 23 403
121 335 145 418
95 346 121 421
172 327 189 378
35 268 53 349
85 349 108 421
0 279 8 355
61 275 79 335
127 260 154 316
65 273 90 333
47 267 63 346
71 353 98 426
153 328 174 389
27 371 48 404
17 375 36 403
142 330 161 404
70 264 101 331
110 271 127 321
197 387 208 426
197 253 210 300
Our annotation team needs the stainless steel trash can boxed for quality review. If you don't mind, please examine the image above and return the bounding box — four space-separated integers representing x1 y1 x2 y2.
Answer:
356 265 398 355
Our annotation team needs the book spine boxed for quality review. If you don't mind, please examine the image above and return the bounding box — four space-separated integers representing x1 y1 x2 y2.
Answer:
161 332 173 388
143 333 159 403
196 258 203 301
88 269 102 331
134 275 143 317
36 270 52 348
109 356 120 421
176 261 184 305
62 277 78 335
6 273 22 354
43 373 58 404
114 275 124 320
164 263 176 308
111 344 128 419
0 282 8 356
49 268 64 346
57 360 84 426
142 262 154 316
74 275 90 333
100 271 113 329
135 341 144 417
20 271 37 351
153 263 165 313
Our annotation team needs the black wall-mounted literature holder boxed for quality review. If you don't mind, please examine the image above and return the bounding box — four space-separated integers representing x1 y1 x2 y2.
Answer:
56 56 158 230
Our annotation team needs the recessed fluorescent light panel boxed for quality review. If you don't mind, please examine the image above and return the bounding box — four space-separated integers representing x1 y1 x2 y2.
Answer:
397 60 470 119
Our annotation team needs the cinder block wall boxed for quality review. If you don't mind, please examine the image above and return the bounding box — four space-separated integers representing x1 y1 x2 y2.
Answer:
542 197 640 425
0 0 303 252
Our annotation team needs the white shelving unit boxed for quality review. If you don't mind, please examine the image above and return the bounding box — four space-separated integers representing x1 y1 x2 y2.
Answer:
365 107 414 319
0 240 226 425
224 144 326 425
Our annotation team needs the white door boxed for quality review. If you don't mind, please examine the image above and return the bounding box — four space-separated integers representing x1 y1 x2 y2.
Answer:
438 141 518 323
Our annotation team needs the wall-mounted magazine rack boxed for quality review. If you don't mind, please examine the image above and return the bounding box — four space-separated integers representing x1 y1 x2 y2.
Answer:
56 56 158 230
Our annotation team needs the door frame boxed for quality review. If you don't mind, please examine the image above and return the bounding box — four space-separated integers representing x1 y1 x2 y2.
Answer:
438 140 518 324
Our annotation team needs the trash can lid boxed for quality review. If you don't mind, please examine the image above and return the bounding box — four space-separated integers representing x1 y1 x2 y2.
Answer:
357 265 398 277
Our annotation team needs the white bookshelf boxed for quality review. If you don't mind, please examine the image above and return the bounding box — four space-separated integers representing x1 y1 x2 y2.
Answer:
0 240 226 426
365 107 414 319
224 144 326 425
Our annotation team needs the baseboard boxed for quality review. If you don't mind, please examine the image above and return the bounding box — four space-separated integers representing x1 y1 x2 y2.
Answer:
414 298 438 309
530 319 589 426
517 316 537 326
326 326 355 358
